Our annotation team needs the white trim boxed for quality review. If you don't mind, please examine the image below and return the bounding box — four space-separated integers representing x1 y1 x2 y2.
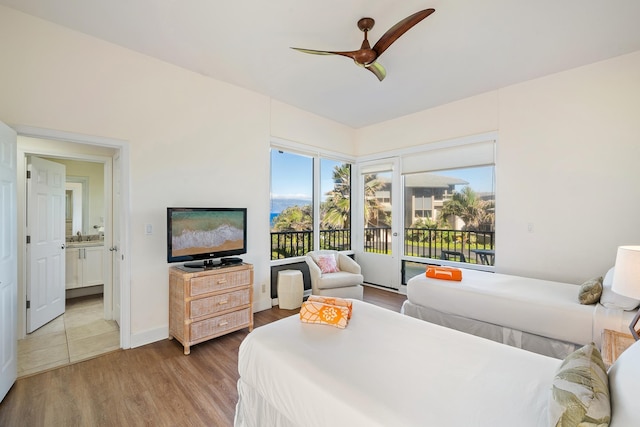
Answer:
356 131 498 163
15 125 128 148
271 136 356 163
253 298 272 312
313 156 321 250
130 327 168 349
13 125 132 349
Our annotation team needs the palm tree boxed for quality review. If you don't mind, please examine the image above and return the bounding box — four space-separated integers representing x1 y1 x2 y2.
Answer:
320 165 388 229
440 186 490 230
321 164 351 229
440 186 494 254
363 173 388 227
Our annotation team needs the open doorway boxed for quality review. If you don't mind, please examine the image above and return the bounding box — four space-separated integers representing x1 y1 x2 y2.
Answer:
15 131 129 377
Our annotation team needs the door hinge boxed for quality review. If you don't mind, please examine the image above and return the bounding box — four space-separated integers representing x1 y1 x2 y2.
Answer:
26 170 31 179
26 235 31 244
26 300 30 309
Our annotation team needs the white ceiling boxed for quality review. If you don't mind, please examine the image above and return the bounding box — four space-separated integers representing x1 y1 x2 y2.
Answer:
2 0 640 128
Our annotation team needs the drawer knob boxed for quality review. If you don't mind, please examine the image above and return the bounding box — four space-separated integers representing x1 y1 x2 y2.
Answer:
217 279 227 284
218 300 229 305
218 321 229 327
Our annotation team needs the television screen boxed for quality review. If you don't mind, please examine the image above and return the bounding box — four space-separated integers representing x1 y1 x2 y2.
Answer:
167 207 247 263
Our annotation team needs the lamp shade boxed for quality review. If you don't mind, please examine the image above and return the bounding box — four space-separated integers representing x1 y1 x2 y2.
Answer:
611 245 640 299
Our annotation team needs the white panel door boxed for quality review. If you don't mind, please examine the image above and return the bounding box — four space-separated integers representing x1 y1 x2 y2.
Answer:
26 156 66 333
112 152 121 325
0 121 17 402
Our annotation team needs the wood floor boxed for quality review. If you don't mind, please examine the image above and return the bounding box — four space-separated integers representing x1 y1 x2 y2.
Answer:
0 286 406 427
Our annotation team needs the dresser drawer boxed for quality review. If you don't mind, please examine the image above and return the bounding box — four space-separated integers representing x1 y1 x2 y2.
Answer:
189 269 251 296
189 288 250 318
190 308 251 341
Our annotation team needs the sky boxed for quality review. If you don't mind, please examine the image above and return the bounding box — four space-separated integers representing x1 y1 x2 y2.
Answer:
431 165 495 193
270 149 495 202
270 150 340 201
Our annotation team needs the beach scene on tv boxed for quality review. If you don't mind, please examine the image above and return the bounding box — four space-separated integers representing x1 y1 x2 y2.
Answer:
171 210 244 257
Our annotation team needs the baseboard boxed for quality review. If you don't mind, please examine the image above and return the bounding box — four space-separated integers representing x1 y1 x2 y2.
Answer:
130 326 168 349
253 297 272 312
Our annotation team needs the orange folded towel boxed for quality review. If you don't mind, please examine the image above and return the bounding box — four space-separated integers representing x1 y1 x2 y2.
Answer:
426 266 462 281
307 295 353 319
299 301 349 329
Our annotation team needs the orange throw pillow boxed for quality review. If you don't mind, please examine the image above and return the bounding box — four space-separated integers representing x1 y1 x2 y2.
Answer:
426 266 463 281
308 295 353 319
299 301 349 329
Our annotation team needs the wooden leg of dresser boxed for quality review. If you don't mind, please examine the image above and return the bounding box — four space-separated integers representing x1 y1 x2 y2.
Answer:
184 345 190 355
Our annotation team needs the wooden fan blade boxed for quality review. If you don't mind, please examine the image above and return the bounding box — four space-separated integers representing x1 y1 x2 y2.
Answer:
365 62 386 81
291 47 359 61
372 8 435 58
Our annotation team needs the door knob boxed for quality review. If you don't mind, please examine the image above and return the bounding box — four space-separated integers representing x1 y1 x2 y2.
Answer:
109 246 118 252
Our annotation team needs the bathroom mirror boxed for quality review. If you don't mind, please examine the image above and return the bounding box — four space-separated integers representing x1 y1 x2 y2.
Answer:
65 176 89 236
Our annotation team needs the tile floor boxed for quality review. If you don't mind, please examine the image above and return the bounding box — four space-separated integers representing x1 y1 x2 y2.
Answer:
17 294 120 378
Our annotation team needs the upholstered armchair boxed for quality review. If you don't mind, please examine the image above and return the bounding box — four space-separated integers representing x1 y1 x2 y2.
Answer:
305 250 364 300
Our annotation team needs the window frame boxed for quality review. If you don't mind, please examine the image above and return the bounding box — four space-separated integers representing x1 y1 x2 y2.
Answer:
270 140 355 265
399 136 497 274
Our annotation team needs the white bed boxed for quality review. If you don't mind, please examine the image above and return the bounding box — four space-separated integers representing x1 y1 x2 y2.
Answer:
235 299 640 427
402 269 637 358
236 300 560 427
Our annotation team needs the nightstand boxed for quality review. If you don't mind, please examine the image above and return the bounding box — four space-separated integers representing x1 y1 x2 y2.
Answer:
601 329 635 367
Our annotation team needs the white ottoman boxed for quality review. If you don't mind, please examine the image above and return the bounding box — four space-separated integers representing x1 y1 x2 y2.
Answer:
277 269 304 310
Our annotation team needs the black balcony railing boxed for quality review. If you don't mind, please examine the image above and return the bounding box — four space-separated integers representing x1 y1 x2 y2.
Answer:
270 227 495 264
270 229 351 260
404 227 495 264
364 227 390 254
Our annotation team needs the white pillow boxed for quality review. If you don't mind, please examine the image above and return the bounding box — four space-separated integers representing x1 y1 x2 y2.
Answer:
600 267 640 311
608 340 640 427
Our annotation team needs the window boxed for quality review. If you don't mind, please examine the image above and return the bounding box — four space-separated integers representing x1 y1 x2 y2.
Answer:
270 148 352 260
363 170 392 254
402 140 496 267
320 159 351 251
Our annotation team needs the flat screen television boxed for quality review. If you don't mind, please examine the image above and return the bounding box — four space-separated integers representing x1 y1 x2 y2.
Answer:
167 207 247 266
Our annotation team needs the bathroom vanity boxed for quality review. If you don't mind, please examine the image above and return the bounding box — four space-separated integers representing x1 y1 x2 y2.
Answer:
65 241 104 289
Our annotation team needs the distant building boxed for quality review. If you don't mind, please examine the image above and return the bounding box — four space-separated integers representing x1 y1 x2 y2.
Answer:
370 173 469 228
403 173 469 227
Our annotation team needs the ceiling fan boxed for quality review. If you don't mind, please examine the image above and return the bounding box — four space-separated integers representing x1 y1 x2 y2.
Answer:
291 8 435 81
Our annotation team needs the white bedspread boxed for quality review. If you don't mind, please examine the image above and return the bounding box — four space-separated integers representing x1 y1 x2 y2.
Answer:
236 300 560 427
407 269 632 346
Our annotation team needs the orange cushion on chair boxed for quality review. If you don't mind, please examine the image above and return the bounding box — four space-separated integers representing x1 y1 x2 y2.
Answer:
426 266 463 281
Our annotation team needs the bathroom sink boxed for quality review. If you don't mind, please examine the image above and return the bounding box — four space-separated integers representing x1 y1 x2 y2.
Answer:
65 241 104 248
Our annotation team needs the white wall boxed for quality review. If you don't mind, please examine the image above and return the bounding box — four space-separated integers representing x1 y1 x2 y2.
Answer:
497 51 640 281
356 51 640 284
271 100 354 154
0 6 354 345
355 91 499 155
3 3 640 344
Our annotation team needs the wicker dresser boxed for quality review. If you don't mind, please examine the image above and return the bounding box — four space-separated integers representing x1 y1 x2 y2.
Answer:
169 263 253 355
